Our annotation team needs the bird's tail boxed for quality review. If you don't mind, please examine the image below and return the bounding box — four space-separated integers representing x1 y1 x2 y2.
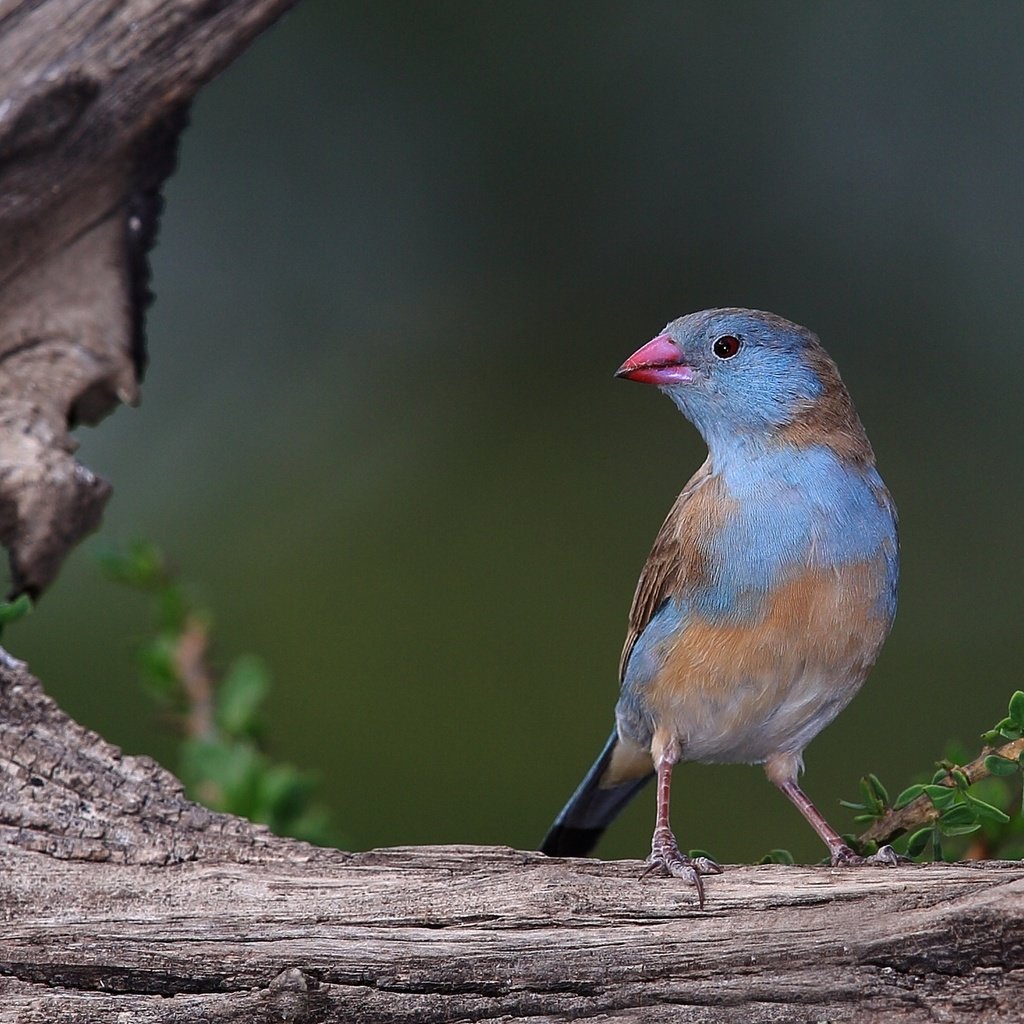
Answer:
540 729 654 857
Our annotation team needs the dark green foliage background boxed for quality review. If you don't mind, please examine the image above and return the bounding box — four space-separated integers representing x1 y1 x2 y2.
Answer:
13 1 1024 863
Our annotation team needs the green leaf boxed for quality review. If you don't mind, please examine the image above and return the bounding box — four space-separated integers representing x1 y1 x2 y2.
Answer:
1009 691 1024 729
994 717 1023 740
105 538 341 845
931 768 949 784
98 541 168 591
0 594 32 626
921 784 957 810
155 584 190 632
945 742 972 766
906 828 932 857
950 768 970 791
964 793 1011 824
939 804 978 830
984 754 1021 777
839 799 867 811
759 848 795 865
865 773 890 806
256 763 315 823
179 737 263 816
941 822 983 837
215 655 270 739
858 776 884 814
894 784 925 809
137 634 182 704
981 729 1005 745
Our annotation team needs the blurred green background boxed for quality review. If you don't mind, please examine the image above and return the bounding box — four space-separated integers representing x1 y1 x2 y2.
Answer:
12 1 1024 864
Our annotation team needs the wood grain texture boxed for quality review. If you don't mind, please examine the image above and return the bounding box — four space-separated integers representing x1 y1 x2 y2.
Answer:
0 659 1021 1022
0 0 299 596
0 843 1020 1022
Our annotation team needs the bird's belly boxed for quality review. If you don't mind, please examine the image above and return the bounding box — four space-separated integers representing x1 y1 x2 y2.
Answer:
658 663 862 764
643 562 891 764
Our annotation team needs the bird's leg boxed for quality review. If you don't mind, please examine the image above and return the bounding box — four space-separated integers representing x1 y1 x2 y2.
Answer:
765 754 902 867
643 735 722 907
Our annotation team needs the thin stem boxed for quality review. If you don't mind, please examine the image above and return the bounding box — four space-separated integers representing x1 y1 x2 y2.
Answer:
859 736 1024 846
173 613 215 741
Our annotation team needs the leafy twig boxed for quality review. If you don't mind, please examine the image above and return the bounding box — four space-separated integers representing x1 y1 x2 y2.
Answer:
100 541 339 846
844 690 1024 861
859 735 1024 846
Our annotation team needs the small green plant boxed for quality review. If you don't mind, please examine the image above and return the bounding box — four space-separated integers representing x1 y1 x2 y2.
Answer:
843 691 1024 862
0 593 32 640
759 848 795 866
100 541 339 846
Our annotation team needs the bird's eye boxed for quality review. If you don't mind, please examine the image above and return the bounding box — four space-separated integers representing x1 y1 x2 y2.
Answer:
712 335 741 359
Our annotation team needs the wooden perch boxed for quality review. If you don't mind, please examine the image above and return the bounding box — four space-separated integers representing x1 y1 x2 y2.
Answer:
0 658 1020 1022
1 2 1023 1021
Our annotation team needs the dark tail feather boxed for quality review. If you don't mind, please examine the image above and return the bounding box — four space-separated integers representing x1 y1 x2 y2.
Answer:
540 729 654 857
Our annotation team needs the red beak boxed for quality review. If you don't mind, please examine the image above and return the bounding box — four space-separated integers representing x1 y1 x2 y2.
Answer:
615 335 695 385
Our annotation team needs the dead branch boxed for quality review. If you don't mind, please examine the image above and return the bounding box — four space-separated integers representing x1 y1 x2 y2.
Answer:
0 0 299 596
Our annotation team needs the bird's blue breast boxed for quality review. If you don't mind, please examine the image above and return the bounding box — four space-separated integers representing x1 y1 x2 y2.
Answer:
704 444 898 618
622 444 899 694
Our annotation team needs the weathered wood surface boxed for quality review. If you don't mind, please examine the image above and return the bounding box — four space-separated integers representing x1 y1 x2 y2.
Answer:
0 840 1020 1024
0 0 300 596
0 844 1021 1022
0 658 1021 1023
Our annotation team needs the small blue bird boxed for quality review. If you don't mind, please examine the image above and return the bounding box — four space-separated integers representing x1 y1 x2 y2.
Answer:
541 309 900 905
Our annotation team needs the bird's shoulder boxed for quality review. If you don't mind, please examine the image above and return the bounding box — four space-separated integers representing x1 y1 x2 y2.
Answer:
618 458 728 680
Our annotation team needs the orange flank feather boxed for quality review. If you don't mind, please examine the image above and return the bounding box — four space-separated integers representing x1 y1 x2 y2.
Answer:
643 558 893 766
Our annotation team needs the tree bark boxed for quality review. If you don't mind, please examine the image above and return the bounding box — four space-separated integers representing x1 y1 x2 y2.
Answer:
0 0 299 596
1 4 1022 1022
0 659 1020 1023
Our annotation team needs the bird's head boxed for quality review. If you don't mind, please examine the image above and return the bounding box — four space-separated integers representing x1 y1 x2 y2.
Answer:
616 308 872 464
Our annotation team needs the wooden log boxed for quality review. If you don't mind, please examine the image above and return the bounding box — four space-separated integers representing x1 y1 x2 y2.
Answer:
0 844 1020 1023
0 659 1021 1022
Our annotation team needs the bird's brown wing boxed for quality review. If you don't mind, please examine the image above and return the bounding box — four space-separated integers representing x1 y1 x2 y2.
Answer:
618 457 716 682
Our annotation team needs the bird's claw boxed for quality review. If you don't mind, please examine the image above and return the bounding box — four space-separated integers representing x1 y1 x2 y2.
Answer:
864 844 909 866
642 827 722 908
830 843 906 867
690 855 724 875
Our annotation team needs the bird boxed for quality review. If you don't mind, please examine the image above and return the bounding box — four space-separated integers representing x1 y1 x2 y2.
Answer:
540 308 900 906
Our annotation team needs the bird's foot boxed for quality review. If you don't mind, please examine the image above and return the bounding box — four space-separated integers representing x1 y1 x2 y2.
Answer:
642 826 722 908
830 843 907 867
